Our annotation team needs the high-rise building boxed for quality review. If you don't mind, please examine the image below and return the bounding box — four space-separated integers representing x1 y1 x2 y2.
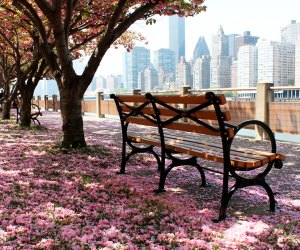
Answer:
237 45 258 88
295 38 300 86
228 34 239 59
137 71 145 91
153 48 176 73
235 31 259 57
107 74 118 91
231 60 238 89
193 36 210 59
144 67 159 91
169 16 185 63
257 40 295 86
175 57 192 89
95 76 106 90
125 46 150 90
210 26 232 88
157 67 175 90
193 56 210 89
281 20 300 45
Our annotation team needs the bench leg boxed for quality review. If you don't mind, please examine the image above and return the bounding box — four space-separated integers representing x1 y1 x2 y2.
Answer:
32 118 41 126
261 181 276 212
119 144 161 174
214 169 230 222
215 171 277 222
194 163 206 187
154 152 166 193
119 141 127 174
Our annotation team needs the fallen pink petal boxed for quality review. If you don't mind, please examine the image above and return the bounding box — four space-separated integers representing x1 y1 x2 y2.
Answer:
0 112 299 249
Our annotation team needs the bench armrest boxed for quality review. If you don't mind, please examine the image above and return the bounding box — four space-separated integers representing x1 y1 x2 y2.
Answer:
232 119 276 153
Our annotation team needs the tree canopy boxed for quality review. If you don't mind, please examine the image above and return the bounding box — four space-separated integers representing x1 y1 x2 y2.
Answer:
0 0 206 147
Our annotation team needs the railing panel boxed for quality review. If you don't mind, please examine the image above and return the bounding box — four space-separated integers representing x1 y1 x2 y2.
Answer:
100 100 118 115
82 100 96 113
270 102 300 134
227 101 256 125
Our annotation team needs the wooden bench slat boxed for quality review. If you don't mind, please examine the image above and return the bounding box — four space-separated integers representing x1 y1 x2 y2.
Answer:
156 134 275 164
126 117 235 138
114 95 148 103
125 117 157 127
150 94 227 105
116 94 227 105
128 134 265 169
128 133 275 169
163 132 277 160
121 106 231 121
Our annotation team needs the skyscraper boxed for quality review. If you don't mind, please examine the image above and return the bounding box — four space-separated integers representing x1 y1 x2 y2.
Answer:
281 20 300 45
237 45 258 88
144 67 159 91
193 36 210 59
227 34 239 59
107 75 118 92
96 76 106 90
235 31 259 57
125 46 150 90
153 48 176 73
193 56 210 89
169 16 185 63
257 40 295 86
210 26 232 88
175 57 192 89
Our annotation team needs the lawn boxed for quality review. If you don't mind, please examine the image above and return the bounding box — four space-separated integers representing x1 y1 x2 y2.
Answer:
0 112 299 249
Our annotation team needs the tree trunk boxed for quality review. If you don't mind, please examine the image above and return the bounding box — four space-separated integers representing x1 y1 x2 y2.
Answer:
60 93 86 148
20 93 33 127
2 100 12 120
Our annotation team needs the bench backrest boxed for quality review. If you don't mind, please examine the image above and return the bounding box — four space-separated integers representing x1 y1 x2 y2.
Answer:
111 92 235 139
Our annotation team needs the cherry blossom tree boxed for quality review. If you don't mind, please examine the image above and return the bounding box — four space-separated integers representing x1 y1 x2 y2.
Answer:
2 0 206 147
0 29 19 119
0 10 47 124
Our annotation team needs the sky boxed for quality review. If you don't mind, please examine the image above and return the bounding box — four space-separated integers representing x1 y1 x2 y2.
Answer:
97 0 300 76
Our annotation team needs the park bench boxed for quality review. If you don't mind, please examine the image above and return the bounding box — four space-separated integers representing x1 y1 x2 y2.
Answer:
111 92 285 221
16 102 42 126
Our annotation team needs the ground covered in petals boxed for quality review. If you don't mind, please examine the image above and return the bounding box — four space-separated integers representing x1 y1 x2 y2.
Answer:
0 112 299 249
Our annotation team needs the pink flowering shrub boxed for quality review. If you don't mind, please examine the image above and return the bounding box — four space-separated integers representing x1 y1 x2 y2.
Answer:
0 112 299 249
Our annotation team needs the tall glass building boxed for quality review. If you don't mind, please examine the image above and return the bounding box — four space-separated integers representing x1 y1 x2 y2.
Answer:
153 48 176 73
169 16 185 63
124 46 150 90
193 36 210 59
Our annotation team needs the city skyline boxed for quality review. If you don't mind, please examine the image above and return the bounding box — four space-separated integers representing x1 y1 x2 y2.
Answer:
97 0 300 77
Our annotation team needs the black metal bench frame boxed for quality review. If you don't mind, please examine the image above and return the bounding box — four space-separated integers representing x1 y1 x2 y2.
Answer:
16 103 42 125
111 92 284 221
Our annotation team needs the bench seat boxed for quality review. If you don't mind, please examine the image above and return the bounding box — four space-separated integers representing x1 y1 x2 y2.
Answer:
128 130 285 170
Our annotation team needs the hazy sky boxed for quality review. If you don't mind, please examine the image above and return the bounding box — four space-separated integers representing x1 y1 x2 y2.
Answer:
98 0 300 76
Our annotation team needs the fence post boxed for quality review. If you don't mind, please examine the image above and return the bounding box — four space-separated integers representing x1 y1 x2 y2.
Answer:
44 95 48 111
179 86 191 122
37 96 41 109
96 91 105 118
179 86 191 95
132 89 141 107
52 95 57 111
255 82 274 140
132 89 141 95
